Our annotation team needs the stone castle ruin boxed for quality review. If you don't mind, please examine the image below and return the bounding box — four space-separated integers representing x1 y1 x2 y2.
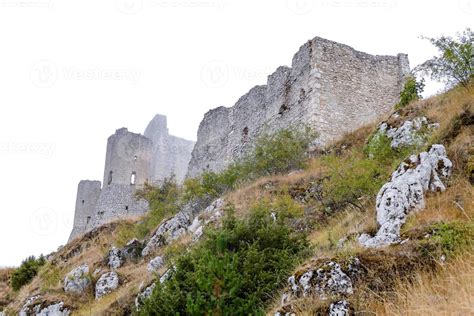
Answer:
187 37 409 177
69 36 409 241
69 115 195 241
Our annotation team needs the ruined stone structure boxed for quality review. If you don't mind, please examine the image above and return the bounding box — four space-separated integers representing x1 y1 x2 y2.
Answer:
187 36 410 177
69 36 410 242
69 115 194 241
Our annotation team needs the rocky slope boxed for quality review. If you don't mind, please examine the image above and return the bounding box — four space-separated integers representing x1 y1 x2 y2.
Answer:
0 85 472 315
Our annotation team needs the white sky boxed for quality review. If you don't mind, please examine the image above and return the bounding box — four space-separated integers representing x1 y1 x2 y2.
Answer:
0 0 472 267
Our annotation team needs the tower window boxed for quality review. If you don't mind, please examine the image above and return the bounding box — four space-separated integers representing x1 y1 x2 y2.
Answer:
82 200 85 205
134 155 137 161
108 171 113 185
130 171 136 185
125 205 129 211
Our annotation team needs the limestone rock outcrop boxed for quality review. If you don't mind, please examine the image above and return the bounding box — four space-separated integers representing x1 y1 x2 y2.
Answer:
135 283 156 310
63 264 90 294
107 247 124 269
359 144 453 248
329 300 349 316
95 272 119 299
374 115 438 149
147 256 164 273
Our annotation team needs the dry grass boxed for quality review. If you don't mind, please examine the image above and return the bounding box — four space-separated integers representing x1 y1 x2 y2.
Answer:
372 253 474 315
403 177 473 233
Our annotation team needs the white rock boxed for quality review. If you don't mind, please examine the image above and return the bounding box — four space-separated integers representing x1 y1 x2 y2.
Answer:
147 256 164 273
329 300 349 316
36 302 70 316
64 264 90 294
360 145 452 248
108 247 124 269
159 269 172 283
299 270 313 296
288 261 353 299
142 211 190 256
376 116 436 149
95 271 119 299
135 283 156 310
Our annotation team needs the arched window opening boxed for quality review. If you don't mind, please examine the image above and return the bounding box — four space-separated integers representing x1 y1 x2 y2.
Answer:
130 171 136 185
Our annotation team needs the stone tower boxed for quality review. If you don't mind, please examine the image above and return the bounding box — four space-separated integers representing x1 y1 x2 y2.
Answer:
144 114 195 184
68 180 101 240
187 36 410 177
102 127 152 188
69 117 194 242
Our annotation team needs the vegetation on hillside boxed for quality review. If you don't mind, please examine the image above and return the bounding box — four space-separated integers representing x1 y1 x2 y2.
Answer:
10 256 45 291
2 29 472 315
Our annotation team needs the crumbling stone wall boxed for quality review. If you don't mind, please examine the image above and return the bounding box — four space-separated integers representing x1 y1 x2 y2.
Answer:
187 36 410 177
144 114 195 184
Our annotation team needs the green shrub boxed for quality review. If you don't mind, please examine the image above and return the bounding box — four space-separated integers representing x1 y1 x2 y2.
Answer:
10 255 46 291
139 206 309 315
395 76 424 110
184 127 317 201
431 221 474 254
322 151 389 210
115 178 181 242
363 131 395 164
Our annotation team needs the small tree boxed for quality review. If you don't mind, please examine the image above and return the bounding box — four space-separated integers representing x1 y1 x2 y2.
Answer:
396 75 425 109
10 255 46 291
416 28 474 88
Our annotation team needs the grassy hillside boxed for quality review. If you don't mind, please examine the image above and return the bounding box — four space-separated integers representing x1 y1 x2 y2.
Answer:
1 84 472 315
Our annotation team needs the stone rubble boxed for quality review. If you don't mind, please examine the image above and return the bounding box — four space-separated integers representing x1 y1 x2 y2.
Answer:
63 264 90 294
359 144 453 248
95 271 119 299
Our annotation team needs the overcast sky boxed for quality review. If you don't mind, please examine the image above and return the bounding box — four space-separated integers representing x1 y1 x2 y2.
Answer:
0 0 472 267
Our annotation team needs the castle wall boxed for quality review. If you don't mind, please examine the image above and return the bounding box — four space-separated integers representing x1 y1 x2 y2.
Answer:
187 36 409 177
68 180 102 241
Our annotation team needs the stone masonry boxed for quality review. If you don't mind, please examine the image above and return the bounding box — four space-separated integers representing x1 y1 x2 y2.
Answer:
69 115 194 241
187 36 410 177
